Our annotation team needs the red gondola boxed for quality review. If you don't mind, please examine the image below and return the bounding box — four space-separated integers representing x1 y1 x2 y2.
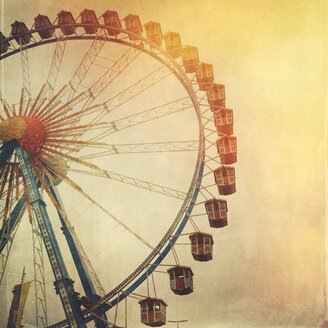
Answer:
102 10 121 36
214 108 234 136
57 11 76 36
207 83 225 110
196 63 214 91
205 199 228 228
0 32 10 54
216 136 237 164
214 166 236 195
189 232 214 262
144 21 163 46
34 15 55 39
182 45 199 73
123 14 143 41
167 266 193 295
80 9 98 34
139 297 167 327
163 32 182 58
11 21 31 45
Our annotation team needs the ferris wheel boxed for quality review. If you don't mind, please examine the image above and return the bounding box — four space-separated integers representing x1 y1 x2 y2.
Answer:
0 8 237 328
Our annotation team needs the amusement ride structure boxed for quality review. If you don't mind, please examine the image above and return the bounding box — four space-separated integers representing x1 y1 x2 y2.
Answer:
0 8 237 328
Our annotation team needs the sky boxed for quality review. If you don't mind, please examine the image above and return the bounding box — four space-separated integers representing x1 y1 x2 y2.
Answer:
0 0 327 328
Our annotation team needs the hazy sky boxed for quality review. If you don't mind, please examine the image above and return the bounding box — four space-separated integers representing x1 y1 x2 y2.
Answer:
0 1 327 327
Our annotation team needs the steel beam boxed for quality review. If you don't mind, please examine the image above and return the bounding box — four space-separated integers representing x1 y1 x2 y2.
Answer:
16 146 86 328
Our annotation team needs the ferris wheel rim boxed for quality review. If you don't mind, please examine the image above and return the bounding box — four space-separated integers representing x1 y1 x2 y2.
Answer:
0 20 206 325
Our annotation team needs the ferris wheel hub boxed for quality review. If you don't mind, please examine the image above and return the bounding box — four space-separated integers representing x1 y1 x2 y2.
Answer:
0 116 45 154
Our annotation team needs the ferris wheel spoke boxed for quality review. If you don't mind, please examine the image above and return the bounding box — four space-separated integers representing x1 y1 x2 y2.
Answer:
100 64 172 115
46 34 67 99
85 97 193 143
27 84 48 117
36 90 88 123
50 97 194 153
79 140 198 160
68 167 187 200
81 45 140 109
20 45 31 100
62 64 174 142
32 162 156 272
61 178 156 251
66 29 108 102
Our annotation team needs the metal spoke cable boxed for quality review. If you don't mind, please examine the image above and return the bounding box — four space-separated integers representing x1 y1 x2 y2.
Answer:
51 97 193 160
46 162 156 252
20 44 31 100
57 51 164 147
89 96 193 143
50 185 106 297
63 64 174 146
100 65 171 114
46 33 67 100
68 167 187 200
66 29 107 102
79 140 198 160
69 183 156 251
80 45 141 109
